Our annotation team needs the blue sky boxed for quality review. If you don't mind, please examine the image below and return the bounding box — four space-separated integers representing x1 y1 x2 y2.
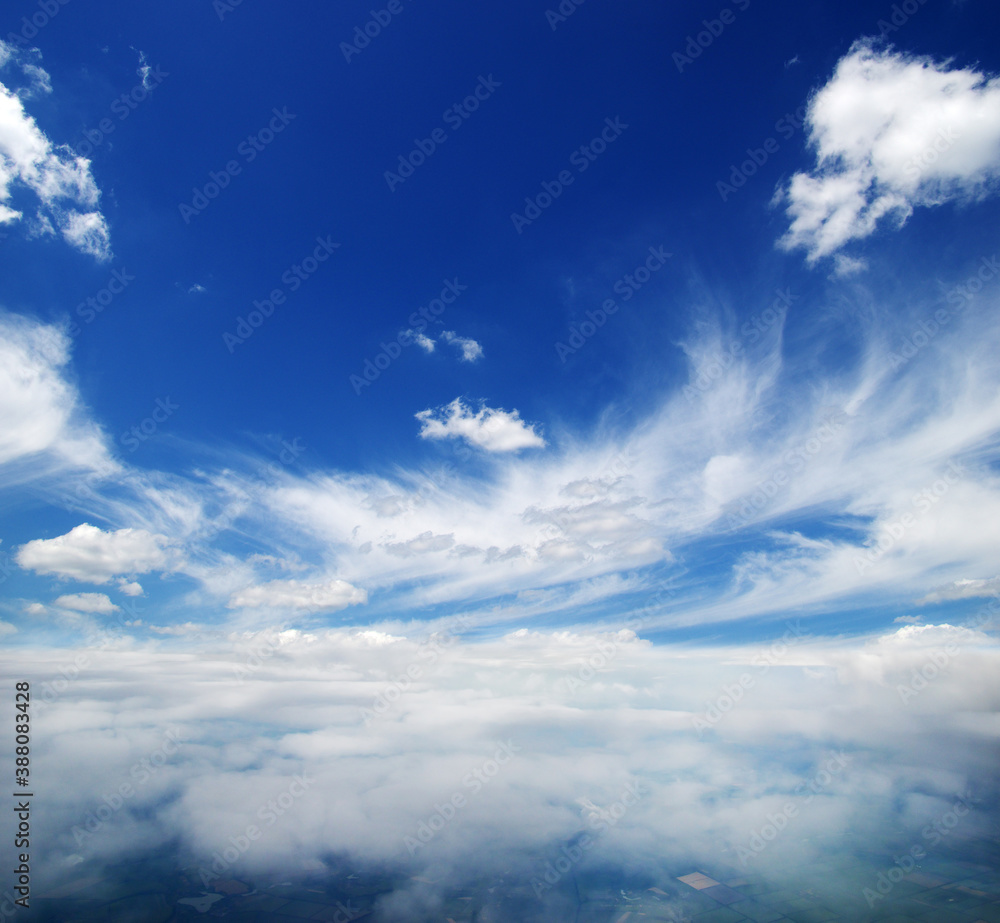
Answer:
3 0 1000 643
2 0 1000 908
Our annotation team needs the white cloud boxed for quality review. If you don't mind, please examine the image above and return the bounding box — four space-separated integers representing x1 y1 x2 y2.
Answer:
0 313 115 478
147 621 207 636
407 329 435 352
918 576 1000 605
441 330 484 362
16 523 173 584
416 398 545 452
116 579 144 597
58 209 112 261
384 531 455 557
0 49 111 259
4 627 997 904
227 576 367 612
53 592 117 614
779 41 1000 262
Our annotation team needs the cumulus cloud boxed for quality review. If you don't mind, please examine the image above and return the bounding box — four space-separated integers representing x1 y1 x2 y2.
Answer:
0 44 111 259
53 592 118 614
16 523 173 583
416 398 545 452
779 41 1000 262
227 576 367 612
116 579 144 597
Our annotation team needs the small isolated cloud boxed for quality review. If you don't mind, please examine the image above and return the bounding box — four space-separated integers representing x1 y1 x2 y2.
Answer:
117 579 144 597
441 330 484 362
918 576 1000 605
16 523 173 584
227 577 367 612
132 47 153 90
0 621 14 636
415 398 545 452
779 40 1000 262
893 614 923 624
0 45 112 259
53 592 117 614
187 283 207 295
23 602 45 616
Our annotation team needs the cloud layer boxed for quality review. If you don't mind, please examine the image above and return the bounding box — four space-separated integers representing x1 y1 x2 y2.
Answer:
7 623 998 911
